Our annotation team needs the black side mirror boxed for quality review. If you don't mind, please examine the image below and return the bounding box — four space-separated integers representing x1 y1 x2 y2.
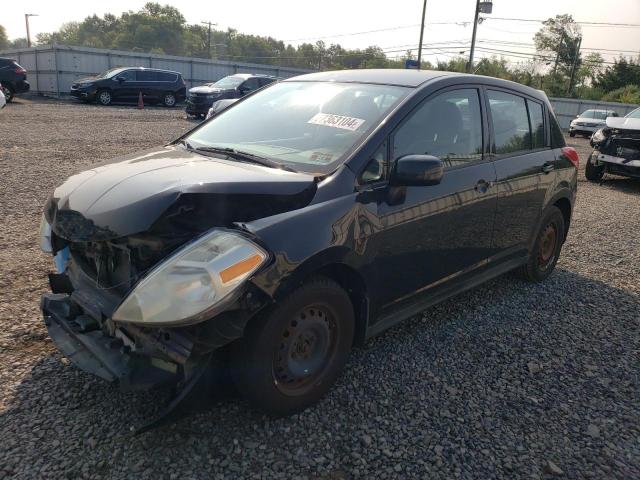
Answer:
115 76 125 83
391 154 444 186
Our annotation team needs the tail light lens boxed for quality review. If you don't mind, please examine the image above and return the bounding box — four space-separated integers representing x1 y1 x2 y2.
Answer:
562 147 579 169
15 67 27 75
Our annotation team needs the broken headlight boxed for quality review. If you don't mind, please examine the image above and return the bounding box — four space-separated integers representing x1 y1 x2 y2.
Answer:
112 230 268 325
39 215 53 253
591 128 609 144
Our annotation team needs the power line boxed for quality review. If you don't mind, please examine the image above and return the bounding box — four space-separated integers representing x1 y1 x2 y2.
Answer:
488 17 640 27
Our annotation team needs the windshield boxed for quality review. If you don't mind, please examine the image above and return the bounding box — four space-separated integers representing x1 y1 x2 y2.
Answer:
581 110 609 120
186 81 409 174
211 76 245 89
626 108 640 119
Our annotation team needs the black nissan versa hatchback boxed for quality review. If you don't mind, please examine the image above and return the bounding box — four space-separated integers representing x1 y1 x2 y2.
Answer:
40 69 577 417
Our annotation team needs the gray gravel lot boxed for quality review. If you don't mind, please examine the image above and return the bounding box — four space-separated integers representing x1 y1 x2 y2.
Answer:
1 98 639 479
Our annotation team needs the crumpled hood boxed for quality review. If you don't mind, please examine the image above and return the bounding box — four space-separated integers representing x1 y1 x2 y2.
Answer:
47 146 316 241
188 85 225 94
606 116 640 131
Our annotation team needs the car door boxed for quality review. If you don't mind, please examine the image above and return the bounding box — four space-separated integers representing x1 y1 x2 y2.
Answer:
135 70 159 101
486 89 556 262
365 87 497 317
238 77 261 97
112 69 137 101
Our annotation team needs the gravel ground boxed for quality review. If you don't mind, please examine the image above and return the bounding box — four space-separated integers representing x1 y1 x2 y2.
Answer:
0 98 638 479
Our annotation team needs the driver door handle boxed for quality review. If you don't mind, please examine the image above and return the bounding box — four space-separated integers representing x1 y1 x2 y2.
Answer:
542 162 555 173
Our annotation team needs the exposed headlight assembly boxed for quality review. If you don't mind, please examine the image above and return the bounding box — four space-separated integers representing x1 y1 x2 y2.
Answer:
591 128 609 144
39 215 53 253
112 230 268 326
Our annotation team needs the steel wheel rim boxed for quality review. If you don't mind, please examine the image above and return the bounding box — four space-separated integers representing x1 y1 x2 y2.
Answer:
538 223 557 270
272 305 338 396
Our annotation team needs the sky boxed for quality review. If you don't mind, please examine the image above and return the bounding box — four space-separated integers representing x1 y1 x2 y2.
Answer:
3 0 640 67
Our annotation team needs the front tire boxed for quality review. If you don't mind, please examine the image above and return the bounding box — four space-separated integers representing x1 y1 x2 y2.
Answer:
569 131 575 137
585 151 605 182
1 84 14 102
518 206 565 282
232 277 354 415
97 89 112 106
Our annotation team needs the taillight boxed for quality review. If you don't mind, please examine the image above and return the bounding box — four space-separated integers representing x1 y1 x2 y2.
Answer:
14 67 26 75
562 146 579 169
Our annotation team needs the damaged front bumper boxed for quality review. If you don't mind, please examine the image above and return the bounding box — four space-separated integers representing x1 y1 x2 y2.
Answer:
593 152 640 179
42 293 187 390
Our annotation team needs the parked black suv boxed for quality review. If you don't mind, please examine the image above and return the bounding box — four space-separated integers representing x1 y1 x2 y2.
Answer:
0 57 30 102
185 73 277 118
40 69 577 420
70 67 186 106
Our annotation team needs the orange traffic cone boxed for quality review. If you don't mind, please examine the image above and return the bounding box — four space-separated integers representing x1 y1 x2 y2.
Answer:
137 91 144 109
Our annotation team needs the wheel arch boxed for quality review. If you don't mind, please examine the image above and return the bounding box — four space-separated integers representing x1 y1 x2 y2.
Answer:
266 255 370 347
552 196 572 241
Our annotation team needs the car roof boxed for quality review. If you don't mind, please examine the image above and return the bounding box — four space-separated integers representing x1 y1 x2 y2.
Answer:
120 67 182 75
287 69 454 87
232 73 277 79
285 68 549 102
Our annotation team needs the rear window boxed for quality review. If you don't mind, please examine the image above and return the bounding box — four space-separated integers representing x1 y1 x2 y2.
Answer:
488 90 531 154
527 100 545 149
156 72 177 82
136 71 157 81
549 112 566 148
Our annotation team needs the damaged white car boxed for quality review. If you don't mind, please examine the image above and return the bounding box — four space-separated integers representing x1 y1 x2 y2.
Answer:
587 107 640 182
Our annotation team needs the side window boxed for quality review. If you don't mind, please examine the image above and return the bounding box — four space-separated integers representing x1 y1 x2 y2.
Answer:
241 78 261 92
360 142 387 184
487 90 531 154
549 112 566 148
527 100 545 149
157 72 176 82
136 71 157 81
393 88 483 169
117 70 136 81
259 77 274 87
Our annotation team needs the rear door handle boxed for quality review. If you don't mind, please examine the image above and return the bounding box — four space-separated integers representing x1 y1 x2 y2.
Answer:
542 162 555 173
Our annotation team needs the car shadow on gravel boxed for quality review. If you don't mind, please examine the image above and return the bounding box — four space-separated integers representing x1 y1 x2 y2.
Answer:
594 176 640 195
2 268 639 478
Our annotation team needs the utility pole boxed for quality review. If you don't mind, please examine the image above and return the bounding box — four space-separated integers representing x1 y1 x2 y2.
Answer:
552 30 566 75
567 35 582 95
25 14 38 48
467 0 481 72
201 21 217 58
417 0 428 69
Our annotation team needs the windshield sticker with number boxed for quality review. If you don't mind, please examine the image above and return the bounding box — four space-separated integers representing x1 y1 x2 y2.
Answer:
308 113 366 132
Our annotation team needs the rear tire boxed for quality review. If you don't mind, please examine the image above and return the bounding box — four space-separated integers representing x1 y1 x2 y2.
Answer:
231 277 354 415
569 131 575 137
517 206 565 283
162 92 176 107
585 151 605 182
97 89 112 106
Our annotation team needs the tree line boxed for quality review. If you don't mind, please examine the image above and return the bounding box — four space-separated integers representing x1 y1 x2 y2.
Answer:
0 5 638 103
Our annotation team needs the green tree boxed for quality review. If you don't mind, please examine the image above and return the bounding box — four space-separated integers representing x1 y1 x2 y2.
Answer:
594 57 640 92
0 25 9 50
534 14 582 79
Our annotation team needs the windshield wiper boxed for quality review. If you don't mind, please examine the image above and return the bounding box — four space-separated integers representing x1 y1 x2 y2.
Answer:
192 145 297 172
176 139 195 150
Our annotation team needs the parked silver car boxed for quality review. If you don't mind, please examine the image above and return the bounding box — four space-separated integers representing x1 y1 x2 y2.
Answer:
569 109 619 137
